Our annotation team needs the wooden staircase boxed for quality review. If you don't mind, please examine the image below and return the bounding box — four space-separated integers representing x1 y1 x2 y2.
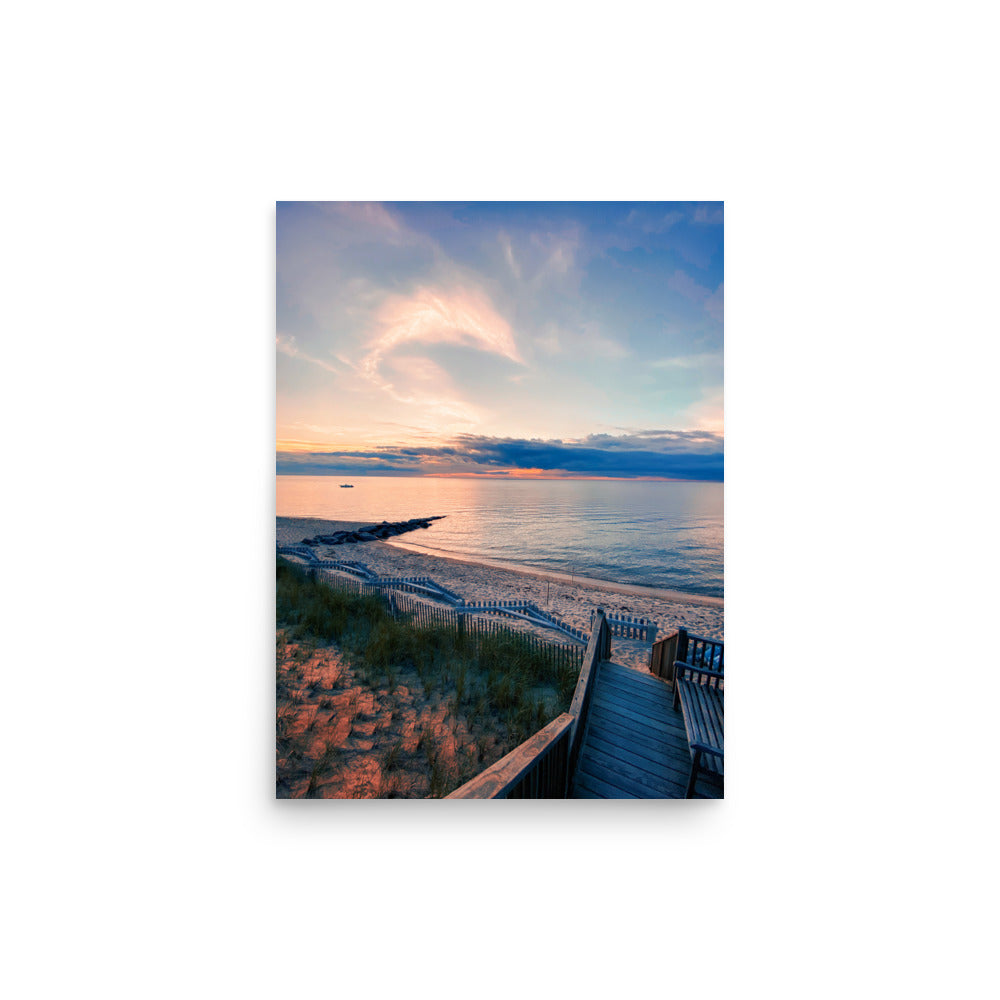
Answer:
570 659 723 799
447 612 723 799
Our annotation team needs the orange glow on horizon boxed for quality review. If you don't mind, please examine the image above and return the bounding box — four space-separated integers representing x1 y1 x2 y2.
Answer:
427 470 690 482
276 440 392 457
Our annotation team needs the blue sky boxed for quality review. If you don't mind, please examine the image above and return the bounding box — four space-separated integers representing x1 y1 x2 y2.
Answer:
277 201 723 479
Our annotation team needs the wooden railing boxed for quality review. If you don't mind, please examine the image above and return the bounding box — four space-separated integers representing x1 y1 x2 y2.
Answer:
568 610 610 781
677 627 724 674
649 628 680 681
445 714 573 798
446 610 612 799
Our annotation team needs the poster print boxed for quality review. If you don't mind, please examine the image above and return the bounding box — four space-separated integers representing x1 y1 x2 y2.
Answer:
277 202 723 798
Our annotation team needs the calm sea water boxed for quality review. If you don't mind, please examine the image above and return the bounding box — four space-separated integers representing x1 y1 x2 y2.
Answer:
276 476 724 598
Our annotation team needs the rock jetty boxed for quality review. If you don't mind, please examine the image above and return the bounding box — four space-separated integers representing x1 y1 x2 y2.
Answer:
301 516 445 547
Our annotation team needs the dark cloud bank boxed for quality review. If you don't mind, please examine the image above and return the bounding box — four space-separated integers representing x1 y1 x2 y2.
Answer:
277 432 723 481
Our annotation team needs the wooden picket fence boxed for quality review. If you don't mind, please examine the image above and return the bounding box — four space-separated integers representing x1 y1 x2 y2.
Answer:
392 593 585 676
592 610 659 643
304 568 585 677
284 544 670 648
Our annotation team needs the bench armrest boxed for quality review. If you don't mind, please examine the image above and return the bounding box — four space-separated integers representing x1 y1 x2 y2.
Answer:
674 660 724 682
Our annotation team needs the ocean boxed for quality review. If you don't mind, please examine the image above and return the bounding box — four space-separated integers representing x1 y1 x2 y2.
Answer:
276 475 724 599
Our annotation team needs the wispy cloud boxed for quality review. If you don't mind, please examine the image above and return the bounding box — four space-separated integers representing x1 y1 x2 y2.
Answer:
624 208 685 233
693 205 724 224
360 286 523 382
667 271 723 324
529 230 578 280
651 352 722 370
704 283 724 322
277 202 724 474
319 200 405 238
498 230 521 279
534 320 631 359
373 355 479 420
667 269 711 303
276 334 340 374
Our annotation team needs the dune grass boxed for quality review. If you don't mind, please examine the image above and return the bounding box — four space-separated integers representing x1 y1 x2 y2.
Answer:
276 556 580 795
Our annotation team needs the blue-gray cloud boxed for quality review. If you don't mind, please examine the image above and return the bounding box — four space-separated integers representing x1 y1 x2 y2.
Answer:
277 431 723 481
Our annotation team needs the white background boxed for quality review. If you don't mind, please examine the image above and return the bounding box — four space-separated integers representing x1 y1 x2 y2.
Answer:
4 3 996 998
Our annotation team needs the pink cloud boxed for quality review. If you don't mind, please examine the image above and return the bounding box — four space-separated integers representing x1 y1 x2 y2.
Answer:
360 286 523 381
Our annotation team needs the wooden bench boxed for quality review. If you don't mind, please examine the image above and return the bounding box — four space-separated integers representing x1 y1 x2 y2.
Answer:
672 660 724 797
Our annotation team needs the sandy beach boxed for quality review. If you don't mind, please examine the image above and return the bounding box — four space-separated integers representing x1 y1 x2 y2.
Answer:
277 515 723 673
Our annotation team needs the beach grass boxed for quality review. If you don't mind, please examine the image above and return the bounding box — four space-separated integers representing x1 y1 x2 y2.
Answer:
276 556 579 797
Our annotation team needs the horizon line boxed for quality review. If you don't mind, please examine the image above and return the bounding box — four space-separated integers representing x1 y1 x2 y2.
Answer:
275 470 723 483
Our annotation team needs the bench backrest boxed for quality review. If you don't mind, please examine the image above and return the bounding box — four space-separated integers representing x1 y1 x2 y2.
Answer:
677 628 724 675
674 659 724 694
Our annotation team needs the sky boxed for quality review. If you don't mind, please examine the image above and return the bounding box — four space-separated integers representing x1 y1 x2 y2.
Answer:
276 202 723 480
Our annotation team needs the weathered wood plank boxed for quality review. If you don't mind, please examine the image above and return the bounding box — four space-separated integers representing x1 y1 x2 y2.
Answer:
597 664 675 698
579 742 684 794
585 734 693 785
572 764 641 799
675 674 724 795
576 751 680 798
601 661 674 693
588 705 686 745
677 682 724 761
691 686 724 755
592 695 677 732
594 670 674 705
586 712 692 762
591 691 681 731
588 710 685 754
566 640 723 798
588 700 688 745
597 667 675 704
571 738 721 799
587 717 693 766
649 629 679 680
568 612 609 770
592 711 688 757
680 695 723 752
588 704 687 747
593 682 680 724
590 682 679 718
